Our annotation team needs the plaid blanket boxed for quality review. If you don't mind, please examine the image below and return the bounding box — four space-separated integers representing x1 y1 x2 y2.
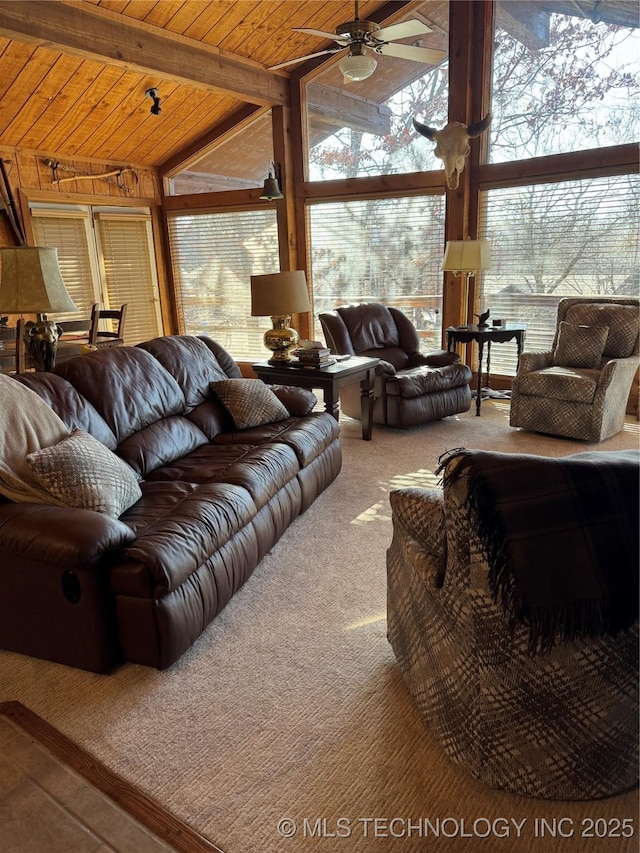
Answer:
438 448 640 653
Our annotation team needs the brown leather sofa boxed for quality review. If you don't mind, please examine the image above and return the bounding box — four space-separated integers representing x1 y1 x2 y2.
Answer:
319 302 472 428
0 335 341 672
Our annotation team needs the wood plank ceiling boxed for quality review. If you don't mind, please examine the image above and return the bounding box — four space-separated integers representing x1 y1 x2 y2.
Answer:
0 0 634 172
0 0 394 168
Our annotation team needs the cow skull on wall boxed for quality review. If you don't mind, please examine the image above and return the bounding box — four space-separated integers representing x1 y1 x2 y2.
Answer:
413 113 492 189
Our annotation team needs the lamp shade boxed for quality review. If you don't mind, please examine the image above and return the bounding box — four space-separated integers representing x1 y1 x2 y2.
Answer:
442 240 492 273
339 52 377 82
250 271 311 316
0 246 77 313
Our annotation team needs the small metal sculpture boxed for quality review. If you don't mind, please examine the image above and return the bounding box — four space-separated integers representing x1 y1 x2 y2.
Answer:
474 309 491 327
23 319 63 372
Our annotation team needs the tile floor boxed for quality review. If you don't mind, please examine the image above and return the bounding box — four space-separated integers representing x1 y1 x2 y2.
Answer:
0 716 174 853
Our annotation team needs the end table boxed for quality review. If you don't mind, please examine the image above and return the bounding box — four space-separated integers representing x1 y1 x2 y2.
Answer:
446 323 527 416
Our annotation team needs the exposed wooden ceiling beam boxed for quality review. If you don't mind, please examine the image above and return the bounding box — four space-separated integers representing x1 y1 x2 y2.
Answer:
0 0 289 108
308 87 392 136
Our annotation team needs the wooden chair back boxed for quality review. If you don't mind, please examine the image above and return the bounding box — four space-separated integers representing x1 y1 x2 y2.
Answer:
89 303 127 346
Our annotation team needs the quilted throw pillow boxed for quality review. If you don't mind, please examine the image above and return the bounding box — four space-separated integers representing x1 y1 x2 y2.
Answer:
27 429 142 518
552 322 609 369
211 378 290 429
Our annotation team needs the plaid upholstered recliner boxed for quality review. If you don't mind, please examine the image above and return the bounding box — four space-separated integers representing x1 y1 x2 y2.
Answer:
510 297 639 441
387 448 639 799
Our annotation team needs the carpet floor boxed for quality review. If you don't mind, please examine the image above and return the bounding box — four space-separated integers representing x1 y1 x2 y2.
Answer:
1 402 638 853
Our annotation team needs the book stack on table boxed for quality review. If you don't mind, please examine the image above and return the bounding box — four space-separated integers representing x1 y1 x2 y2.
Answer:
294 346 336 369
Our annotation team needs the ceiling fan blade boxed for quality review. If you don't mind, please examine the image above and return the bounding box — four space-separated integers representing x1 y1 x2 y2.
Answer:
292 27 350 44
269 48 343 71
372 19 433 42
378 42 447 64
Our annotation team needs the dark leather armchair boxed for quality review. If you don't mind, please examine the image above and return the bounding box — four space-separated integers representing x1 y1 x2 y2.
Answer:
319 302 472 428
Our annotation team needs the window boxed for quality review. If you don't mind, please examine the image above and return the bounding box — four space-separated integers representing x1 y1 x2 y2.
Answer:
167 208 279 360
94 214 162 345
479 174 640 374
31 205 162 345
166 110 273 195
491 2 640 161
305 5 449 181
31 210 98 322
308 195 446 349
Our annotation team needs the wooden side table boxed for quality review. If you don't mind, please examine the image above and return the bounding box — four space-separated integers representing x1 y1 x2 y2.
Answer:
446 323 527 416
253 355 380 440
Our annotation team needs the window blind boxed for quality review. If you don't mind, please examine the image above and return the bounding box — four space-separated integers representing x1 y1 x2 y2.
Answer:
479 174 640 376
307 195 446 350
31 211 97 322
167 209 279 361
95 214 162 346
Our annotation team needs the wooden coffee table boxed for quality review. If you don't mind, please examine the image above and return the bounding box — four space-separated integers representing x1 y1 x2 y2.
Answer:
253 355 380 440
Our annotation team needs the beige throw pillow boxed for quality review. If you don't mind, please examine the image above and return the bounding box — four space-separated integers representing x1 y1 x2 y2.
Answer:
552 322 609 369
210 378 290 429
27 429 142 518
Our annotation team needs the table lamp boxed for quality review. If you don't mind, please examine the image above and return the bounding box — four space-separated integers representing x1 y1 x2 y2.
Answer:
250 270 311 364
442 240 491 325
0 246 77 371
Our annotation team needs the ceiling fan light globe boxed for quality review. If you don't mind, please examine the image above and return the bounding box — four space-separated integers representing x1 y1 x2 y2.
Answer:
339 53 377 81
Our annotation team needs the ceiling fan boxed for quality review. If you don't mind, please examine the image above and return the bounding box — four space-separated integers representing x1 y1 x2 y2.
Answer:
269 1 447 82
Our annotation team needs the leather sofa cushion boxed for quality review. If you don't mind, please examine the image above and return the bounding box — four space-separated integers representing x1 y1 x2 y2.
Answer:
386 363 472 398
515 366 599 403
137 335 236 411
213 411 340 467
338 303 400 352
144 442 300 510
117 416 209 478
186 399 230 441
115 480 257 596
359 346 410 371
54 346 186 443
16 372 118 450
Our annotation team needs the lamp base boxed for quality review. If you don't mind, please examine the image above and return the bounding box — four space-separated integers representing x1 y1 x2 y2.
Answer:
23 316 63 372
264 315 300 365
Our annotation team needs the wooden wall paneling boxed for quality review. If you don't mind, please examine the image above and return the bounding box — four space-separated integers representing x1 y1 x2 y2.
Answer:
215 3 282 55
80 77 167 161
39 64 128 155
183 2 246 44
62 70 148 158
5 54 83 151
14 151 43 191
148 201 173 337
442 0 488 332
0 1 289 106
139 1 192 31
18 57 104 152
0 47 60 135
467 0 494 322
110 88 228 166
0 39 38 100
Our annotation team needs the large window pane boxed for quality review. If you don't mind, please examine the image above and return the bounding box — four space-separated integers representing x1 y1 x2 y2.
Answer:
308 195 445 350
491 2 640 161
167 209 279 360
480 174 640 374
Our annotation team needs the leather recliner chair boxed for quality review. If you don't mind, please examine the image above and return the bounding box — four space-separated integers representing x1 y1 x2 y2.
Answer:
319 302 472 429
